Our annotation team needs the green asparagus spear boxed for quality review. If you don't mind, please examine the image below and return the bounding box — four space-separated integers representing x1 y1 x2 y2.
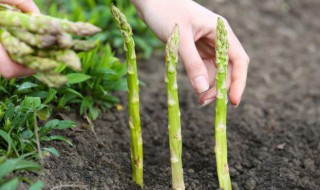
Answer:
36 72 67 88
214 17 232 190
0 11 101 35
37 49 81 71
7 28 56 48
0 11 61 34
166 24 185 190
0 28 33 56
8 28 96 51
12 55 60 72
57 18 101 36
111 4 143 187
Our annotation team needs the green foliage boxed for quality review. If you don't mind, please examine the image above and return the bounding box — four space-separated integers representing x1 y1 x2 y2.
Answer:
57 44 127 120
0 97 76 158
0 155 44 190
34 0 161 59
0 97 76 189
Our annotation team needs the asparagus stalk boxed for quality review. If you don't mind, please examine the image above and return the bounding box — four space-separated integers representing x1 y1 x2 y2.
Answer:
0 11 61 34
8 28 96 51
111 4 143 187
7 28 56 48
37 49 81 71
166 24 185 190
12 55 60 72
36 72 67 88
72 40 97 52
0 11 101 35
0 28 33 56
214 17 232 190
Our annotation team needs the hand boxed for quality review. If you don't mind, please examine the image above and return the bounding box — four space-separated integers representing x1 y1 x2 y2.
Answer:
132 0 250 106
0 0 40 78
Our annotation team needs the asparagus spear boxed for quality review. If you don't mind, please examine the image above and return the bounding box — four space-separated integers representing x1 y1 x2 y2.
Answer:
0 28 33 56
36 72 67 88
12 55 60 72
0 11 101 35
111 4 143 187
166 24 185 190
214 17 232 190
0 11 61 34
72 40 97 52
37 49 81 71
7 28 56 48
8 28 96 51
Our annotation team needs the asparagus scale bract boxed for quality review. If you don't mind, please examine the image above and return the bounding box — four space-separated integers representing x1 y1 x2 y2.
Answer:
214 17 232 190
111 4 143 187
165 25 185 190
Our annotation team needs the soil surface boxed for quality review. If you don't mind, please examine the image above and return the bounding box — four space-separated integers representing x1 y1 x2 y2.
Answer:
32 0 320 189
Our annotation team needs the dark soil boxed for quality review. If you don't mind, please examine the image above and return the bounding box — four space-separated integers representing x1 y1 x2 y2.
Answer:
33 0 320 189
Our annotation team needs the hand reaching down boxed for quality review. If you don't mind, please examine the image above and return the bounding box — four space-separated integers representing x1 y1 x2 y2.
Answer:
132 0 250 106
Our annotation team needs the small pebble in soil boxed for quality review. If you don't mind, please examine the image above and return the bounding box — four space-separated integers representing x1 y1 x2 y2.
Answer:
232 182 240 190
229 167 239 176
244 178 256 190
187 168 195 174
303 158 315 170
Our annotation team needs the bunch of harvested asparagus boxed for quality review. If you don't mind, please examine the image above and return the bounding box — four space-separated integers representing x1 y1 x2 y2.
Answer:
0 4 101 87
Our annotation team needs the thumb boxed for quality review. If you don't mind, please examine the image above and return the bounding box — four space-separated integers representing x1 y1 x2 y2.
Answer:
0 0 40 13
179 33 209 94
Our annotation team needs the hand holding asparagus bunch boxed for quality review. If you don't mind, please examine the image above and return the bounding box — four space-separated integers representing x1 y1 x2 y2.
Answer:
0 4 100 87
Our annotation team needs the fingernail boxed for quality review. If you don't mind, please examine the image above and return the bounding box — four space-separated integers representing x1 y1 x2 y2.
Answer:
201 98 215 107
234 101 241 108
193 76 209 93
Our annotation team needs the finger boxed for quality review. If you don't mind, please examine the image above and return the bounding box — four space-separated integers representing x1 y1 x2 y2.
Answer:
227 30 250 106
0 44 34 78
179 33 209 94
226 64 232 91
199 55 232 106
203 58 216 87
0 0 40 13
199 87 216 106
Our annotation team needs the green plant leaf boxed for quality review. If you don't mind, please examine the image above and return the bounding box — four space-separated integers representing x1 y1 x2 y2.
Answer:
40 135 73 146
66 73 92 84
42 147 60 157
16 82 38 93
43 88 57 104
0 177 19 190
28 181 44 190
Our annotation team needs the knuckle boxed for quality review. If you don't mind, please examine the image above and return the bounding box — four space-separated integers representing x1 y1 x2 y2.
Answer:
236 53 250 66
243 54 250 65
